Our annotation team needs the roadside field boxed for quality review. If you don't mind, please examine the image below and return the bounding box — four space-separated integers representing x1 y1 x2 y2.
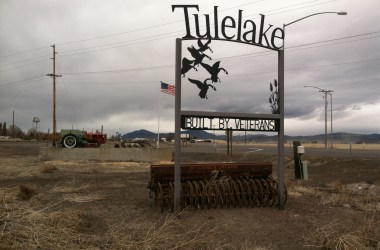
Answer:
0 142 379 249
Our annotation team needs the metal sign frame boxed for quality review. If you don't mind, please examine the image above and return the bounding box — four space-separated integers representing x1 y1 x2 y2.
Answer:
181 111 280 132
174 38 285 211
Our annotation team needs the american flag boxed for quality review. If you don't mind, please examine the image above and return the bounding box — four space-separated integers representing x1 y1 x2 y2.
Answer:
160 82 175 96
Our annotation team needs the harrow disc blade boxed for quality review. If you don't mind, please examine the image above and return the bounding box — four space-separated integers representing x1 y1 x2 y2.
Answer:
155 183 164 212
152 176 286 211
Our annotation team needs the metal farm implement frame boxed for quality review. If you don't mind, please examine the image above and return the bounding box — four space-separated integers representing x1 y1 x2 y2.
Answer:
148 162 287 212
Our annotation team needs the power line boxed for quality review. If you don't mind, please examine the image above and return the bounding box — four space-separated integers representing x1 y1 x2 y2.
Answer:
0 46 50 60
1 0 333 61
0 54 51 68
288 30 380 49
56 0 331 48
1 29 378 90
1 17 378 89
58 31 182 56
57 0 338 58
219 32 380 62
58 80 164 85
226 58 380 78
0 82 50 97
61 64 174 75
0 75 45 88
0 58 50 73
287 58 380 71
55 0 265 47
7 56 377 90
57 57 380 86
57 63 80 128
0 0 266 58
0 1 346 74
58 30 380 76
0 0 338 78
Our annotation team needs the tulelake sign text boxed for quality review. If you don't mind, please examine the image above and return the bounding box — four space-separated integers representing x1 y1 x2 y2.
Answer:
172 5 284 50
181 116 279 132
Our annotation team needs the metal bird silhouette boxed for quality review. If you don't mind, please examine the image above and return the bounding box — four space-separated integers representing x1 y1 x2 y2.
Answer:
181 57 197 77
188 78 216 99
187 46 212 67
197 39 213 53
200 61 228 83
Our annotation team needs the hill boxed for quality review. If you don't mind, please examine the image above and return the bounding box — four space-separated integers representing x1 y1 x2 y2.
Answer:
122 130 380 143
121 129 157 140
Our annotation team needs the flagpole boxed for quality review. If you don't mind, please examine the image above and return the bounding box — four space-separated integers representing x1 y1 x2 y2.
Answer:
157 82 162 148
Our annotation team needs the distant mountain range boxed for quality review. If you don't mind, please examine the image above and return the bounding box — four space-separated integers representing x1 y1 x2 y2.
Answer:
122 129 380 143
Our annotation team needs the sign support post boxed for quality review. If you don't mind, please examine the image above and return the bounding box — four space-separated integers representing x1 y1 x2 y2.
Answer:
278 49 285 210
174 38 182 211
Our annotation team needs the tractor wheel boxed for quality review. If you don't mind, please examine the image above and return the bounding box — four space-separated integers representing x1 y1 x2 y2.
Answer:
62 134 78 148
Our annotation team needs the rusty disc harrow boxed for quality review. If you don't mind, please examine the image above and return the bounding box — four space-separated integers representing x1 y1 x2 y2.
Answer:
153 177 287 211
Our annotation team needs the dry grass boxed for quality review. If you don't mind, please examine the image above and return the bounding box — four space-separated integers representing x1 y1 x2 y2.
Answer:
2 146 380 249
318 184 380 211
327 180 344 192
17 185 38 200
63 192 107 203
39 165 58 173
288 185 320 198
0 192 226 249
287 180 380 212
0 207 105 248
287 180 380 249
107 210 226 249
304 213 379 249
49 184 92 193
240 142 380 150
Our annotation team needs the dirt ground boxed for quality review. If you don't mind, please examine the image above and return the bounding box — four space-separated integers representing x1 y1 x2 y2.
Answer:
0 142 379 249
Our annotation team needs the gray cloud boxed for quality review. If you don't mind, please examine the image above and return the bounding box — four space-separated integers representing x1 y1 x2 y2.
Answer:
1 0 379 136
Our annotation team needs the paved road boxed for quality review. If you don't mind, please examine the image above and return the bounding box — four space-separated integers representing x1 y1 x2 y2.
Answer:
0 141 43 156
182 142 380 158
1 141 379 159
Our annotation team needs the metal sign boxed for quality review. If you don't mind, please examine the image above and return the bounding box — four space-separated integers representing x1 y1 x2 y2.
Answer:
172 5 284 50
171 4 285 211
182 115 278 132
181 38 228 99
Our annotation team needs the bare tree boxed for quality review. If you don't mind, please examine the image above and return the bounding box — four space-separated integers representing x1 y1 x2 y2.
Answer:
27 128 37 140
6 125 25 139
2 122 6 136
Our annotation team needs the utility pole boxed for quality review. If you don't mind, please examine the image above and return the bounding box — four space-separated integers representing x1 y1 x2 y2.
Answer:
304 86 333 149
321 90 333 149
12 110 15 138
47 44 61 146
323 91 328 149
329 93 333 148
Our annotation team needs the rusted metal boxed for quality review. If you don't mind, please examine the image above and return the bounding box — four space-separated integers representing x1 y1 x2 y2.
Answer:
149 162 272 184
148 162 287 211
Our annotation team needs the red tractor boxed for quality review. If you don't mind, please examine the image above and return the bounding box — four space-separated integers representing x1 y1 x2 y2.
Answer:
60 129 107 148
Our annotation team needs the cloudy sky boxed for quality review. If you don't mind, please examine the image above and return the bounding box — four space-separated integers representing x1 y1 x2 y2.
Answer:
1 0 379 137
